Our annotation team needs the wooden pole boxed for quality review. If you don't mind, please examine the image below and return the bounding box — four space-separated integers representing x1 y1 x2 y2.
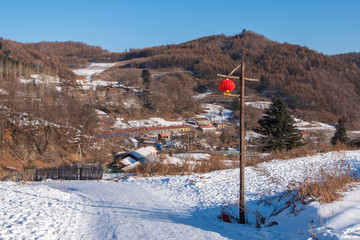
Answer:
217 62 258 224
239 62 246 224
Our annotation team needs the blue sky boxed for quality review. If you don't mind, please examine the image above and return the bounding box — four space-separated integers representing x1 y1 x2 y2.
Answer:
0 0 359 55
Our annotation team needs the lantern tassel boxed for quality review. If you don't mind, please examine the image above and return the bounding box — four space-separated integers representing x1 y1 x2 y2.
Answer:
223 90 231 96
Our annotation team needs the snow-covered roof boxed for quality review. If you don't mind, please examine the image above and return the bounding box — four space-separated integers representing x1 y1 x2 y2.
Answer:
120 156 137 166
95 109 108 116
160 132 171 137
120 146 157 171
126 146 157 163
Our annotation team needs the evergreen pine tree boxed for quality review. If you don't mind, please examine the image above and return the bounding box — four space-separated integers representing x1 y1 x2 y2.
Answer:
141 69 152 89
331 118 349 145
255 99 303 151
230 98 240 110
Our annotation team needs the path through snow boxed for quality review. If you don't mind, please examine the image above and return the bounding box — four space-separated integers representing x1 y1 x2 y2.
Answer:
43 181 233 240
1 150 360 239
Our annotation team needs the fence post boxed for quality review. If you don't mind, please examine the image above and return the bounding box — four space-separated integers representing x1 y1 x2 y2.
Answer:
77 164 80 180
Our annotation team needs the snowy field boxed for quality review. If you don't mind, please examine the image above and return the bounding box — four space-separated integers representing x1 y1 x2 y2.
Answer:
1 150 360 239
197 104 233 123
74 63 117 90
111 117 186 129
245 101 272 110
293 117 335 132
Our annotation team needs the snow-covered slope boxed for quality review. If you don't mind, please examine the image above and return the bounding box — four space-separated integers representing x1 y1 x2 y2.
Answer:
73 63 116 81
74 62 117 90
1 151 360 239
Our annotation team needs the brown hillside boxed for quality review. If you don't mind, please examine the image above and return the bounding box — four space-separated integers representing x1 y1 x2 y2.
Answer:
122 31 360 128
0 38 75 80
30 41 123 67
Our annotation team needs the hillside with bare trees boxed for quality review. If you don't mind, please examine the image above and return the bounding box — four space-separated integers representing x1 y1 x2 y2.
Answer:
2 32 360 128
123 31 360 127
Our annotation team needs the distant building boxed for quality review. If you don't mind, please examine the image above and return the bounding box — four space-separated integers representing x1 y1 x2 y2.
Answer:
95 110 110 121
98 124 191 139
159 132 171 141
147 125 191 135
300 130 310 139
198 124 217 133
194 117 211 126
213 122 227 130
119 146 158 171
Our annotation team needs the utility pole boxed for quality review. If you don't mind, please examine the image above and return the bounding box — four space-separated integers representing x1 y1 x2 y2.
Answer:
239 63 246 224
76 143 83 163
217 62 258 224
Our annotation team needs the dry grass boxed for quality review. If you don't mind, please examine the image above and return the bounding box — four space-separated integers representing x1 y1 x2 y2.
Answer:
296 160 358 203
134 154 236 177
264 143 353 161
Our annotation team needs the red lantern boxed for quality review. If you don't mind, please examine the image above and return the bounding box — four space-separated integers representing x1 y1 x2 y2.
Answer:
218 78 235 95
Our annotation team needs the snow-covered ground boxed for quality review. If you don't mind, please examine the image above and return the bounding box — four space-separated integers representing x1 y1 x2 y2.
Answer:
293 117 335 132
109 103 229 130
197 104 233 123
20 74 60 85
193 91 212 99
73 63 117 81
112 117 186 129
167 153 211 164
1 150 360 239
245 101 271 110
74 63 117 90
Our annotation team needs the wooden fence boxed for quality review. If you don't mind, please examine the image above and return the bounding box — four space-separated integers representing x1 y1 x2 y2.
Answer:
3 164 103 182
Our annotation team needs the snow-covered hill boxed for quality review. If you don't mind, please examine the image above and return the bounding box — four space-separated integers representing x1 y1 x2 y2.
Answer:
1 151 360 239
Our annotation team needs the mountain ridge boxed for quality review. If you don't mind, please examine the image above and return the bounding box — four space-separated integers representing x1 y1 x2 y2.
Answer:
1 31 360 127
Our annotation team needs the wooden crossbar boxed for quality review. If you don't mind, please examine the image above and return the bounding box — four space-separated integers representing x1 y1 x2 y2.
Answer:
217 74 259 82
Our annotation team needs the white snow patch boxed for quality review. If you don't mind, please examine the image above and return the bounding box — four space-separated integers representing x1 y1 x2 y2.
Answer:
111 117 185 129
0 88 8 95
245 101 271 109
74 63 117 90
197 103 232 122
73 63 116 79
167 153 211 165
0 181 84 239
293 116 335 131
193 91 212 99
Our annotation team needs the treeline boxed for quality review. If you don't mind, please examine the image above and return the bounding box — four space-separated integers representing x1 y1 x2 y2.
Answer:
0 38 124 81
123 31 360 127
30 41 123 67
333 52 360 69
0 38 76 80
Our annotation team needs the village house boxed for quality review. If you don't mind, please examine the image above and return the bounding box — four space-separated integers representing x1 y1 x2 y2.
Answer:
198 123 217 133
99 124 191 138
147 125 191 135
213 122 227 130
98 125 191 146
194 117 211 126
158 132 171 141
95 109 110 121
118 146 158 171
97 123 112 132
300 130 310 140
